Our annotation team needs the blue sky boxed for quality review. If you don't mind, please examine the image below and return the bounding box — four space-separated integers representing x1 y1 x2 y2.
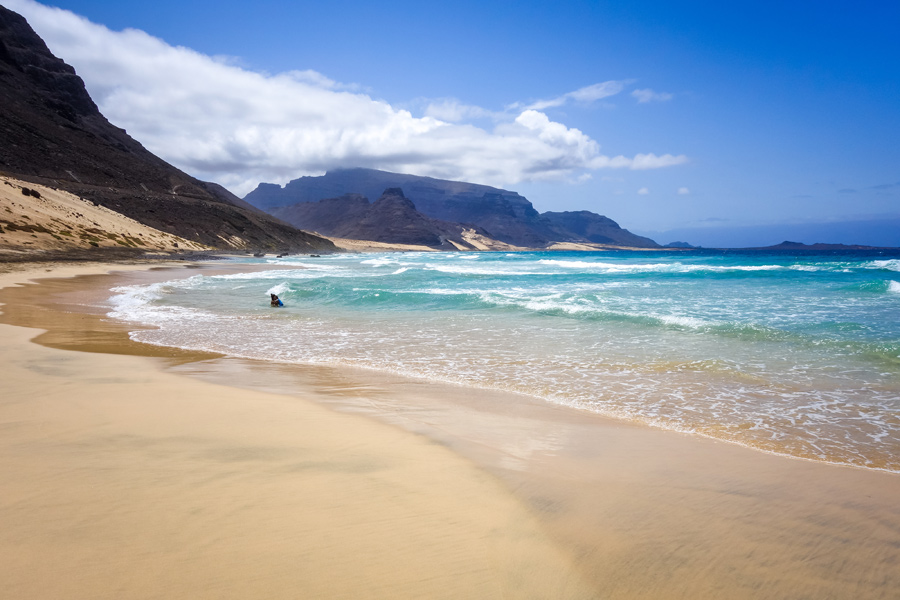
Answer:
7 0 900 246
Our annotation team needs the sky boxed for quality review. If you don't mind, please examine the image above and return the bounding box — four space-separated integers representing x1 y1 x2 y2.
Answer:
5 0 900 246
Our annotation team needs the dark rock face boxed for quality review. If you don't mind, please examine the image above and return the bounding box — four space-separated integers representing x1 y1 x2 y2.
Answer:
415 191 570 248
245 167 568 247
272 188 491 249
271 194 372 238
0 6 335 252
247 167 660 248
542 211 660 248
245 168 521 212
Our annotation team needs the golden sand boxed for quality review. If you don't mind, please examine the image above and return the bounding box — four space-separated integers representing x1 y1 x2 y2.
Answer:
0 176 208 254
1 262 899 599
0 264 593 599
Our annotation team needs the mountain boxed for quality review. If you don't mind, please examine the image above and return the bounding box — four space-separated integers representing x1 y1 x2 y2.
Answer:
246 168 659 248
2 174 209 255
542 211 660 248
755 241 892 251
245 168 524 211
0 6 334 253
271 188 496 249
245 167 558 247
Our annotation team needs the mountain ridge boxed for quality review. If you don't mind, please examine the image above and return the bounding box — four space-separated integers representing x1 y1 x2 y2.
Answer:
272 188 503 249
246 168 660 249
0 6 335 253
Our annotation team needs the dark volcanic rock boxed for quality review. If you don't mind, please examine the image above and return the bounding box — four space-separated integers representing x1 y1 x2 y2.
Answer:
271 194 372 237
542 211 660 248
246 167 657 248
244 169 557 247
0 6 335 252
272 188 491 248
245 168 519 212
244 167 559 246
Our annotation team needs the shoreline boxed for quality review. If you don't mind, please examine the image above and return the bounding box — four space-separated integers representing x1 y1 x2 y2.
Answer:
2 260 900 598
0 260 596 599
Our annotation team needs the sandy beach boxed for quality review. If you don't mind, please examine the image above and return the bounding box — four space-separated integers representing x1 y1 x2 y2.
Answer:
2 261 900 599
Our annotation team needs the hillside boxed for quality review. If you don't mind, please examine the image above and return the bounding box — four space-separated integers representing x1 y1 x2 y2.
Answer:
246 168 660 249
0 6 335 253
1 175 206 256
542 211 659 248
271 188 509 250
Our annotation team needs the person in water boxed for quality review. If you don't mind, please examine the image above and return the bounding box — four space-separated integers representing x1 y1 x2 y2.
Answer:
270 293 283 307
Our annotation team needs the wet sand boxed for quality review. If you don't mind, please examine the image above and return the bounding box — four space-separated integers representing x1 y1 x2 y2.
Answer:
0 263 593 599
2 262 899 599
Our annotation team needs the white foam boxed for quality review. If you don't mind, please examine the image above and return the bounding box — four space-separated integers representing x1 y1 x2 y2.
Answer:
657 314 712 328
213 267 339 280
107 282 166 316
107 281 220 326
266 282 291 296
536 259 793 274
99 251 900 474
213 267 378 281
428 265 546 276
361 257 401 267
869 259 900 271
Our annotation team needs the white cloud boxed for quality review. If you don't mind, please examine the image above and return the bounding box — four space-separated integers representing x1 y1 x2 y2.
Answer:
632 88 674 103
637 187 650 195
8 0 688 196
629 153 688 170
422 99 496 123
519 80 631 111
678 187 691 195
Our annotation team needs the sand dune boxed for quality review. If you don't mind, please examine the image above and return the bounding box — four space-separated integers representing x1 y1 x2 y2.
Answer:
0 175 208 256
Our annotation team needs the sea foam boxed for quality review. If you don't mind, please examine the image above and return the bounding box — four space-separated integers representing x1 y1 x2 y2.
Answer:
104 250 900 473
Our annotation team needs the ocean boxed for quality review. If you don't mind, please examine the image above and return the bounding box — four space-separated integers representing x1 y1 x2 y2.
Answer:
108 250 900 472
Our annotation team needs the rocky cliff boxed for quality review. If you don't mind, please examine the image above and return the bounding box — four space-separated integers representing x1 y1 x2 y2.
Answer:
246 168 659 249
271 188 493 249
542 211 659 248
0 6 335 253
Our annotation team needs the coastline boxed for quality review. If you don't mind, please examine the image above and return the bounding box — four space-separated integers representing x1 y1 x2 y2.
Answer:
2 260 900 598
0 261 594 599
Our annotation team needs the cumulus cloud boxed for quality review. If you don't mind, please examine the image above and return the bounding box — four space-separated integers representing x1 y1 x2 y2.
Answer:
678 187 690 195
637 187 650 195
632 88 674 103
8 0 687 196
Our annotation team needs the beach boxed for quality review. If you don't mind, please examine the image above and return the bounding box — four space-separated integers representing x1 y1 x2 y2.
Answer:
2 260 900 599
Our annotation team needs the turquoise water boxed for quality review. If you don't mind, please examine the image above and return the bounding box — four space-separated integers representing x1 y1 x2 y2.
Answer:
108 251 900 471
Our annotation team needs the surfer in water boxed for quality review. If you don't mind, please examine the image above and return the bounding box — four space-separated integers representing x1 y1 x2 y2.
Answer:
270 293 284 307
